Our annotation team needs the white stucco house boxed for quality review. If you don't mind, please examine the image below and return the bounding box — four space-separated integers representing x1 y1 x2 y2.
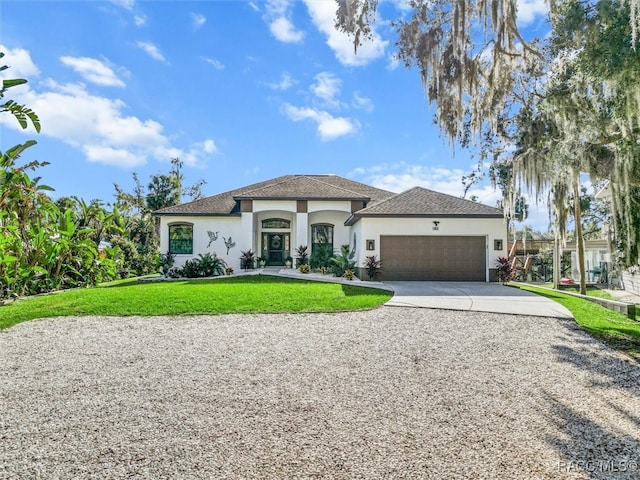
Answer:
154 175 507 281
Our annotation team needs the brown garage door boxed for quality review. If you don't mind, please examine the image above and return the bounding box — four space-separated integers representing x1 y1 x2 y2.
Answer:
380 236 486 281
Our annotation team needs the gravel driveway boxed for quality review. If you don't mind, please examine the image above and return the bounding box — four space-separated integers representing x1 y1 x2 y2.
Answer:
1 307 639 479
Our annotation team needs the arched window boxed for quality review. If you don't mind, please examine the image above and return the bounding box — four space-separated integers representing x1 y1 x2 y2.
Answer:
262 218 291 229
169 223 193 254
311 224 333 253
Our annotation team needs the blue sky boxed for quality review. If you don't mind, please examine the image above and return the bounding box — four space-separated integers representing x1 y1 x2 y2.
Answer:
1 0 551 228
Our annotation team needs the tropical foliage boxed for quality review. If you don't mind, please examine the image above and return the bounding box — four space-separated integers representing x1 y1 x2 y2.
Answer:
329 244 357 278
111 158 206 276
239 249 256 270
0 55 210 300
495 257 514 284
179 253 227 278
0 55 124 299
363 255 382 280
309 243 334 269
295 244 309 267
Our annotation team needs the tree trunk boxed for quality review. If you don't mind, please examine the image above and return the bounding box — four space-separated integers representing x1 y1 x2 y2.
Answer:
573 176 587 295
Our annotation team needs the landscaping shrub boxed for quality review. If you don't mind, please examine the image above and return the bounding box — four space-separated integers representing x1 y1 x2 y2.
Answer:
181 253 226 278
299 264 311 273
496 256 514 284
240 249 256 270
158 252 176 277
330 245 356 278
364 255 382 280
310 243 333 269
295 245 309 267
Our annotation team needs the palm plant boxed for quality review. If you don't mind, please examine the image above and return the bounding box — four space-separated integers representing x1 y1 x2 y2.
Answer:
240 249 256 270
310 243 333 269
329 244 356 278
295 245 309 267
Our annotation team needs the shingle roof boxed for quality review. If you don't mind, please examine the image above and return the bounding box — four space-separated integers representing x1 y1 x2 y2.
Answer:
235 175 375 200
154 175 395 215
345 186 503 225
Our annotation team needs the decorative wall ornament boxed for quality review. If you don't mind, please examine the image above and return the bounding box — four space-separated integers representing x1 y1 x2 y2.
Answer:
223 236 236 254
206 231 219 248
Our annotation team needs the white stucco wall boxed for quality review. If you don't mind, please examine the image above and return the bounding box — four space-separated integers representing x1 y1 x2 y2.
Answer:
253 200 297 213
308 200 351 213
159 204 354 272
247 201 352 252
354 217 508 281
159 215 244 270
307 210 352 252
159 209 507 279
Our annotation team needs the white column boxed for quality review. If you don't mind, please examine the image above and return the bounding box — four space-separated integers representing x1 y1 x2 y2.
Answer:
240 212 255 252
296 212 308 249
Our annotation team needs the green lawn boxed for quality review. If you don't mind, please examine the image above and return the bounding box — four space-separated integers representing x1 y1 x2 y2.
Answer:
0 276 392 330
535 283 617 300
514 284 640 361
558 286 616 300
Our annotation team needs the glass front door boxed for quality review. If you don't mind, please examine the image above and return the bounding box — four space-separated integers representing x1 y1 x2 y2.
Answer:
262 233 290 266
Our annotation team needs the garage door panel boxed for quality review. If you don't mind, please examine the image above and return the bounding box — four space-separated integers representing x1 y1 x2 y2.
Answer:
381 236 486 281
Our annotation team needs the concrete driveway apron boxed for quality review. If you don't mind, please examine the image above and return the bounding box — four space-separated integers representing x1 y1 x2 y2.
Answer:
384 282 573 319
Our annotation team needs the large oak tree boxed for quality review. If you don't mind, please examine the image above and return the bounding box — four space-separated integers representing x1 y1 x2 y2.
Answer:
337 0 640 292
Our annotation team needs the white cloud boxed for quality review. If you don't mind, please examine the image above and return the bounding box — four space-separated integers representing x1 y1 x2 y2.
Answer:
191 13 206 29
268 72 296 90
352 92 374 112
265 0 304 43
134 15 147 27
303 0 387 66
316 115 357 141
386 54 401 71
269 16 304 43
201 139 218 154
83 145 144 168
136 41 167 62
517 0 549 26
249 2 260 12
174 140 219 167
203 57 225 70
1 49 217 170
283 103 358 141
310 72 341 106
60 56 125 87
110 0 135 10
0 45 40 80
354 163 472 195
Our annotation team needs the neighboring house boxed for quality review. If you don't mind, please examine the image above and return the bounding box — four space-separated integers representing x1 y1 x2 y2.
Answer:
154 175 507 281
595 184 640 294
508 238 611 283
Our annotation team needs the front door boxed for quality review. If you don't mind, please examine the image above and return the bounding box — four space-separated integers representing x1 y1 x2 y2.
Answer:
263 233 290 266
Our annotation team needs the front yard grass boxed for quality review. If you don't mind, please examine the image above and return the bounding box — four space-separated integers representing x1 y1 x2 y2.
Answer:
558 285 616 300
514 284 640 361
0 276 392 330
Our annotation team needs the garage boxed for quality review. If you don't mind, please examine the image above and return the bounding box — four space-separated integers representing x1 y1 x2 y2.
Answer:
380 235 487 281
